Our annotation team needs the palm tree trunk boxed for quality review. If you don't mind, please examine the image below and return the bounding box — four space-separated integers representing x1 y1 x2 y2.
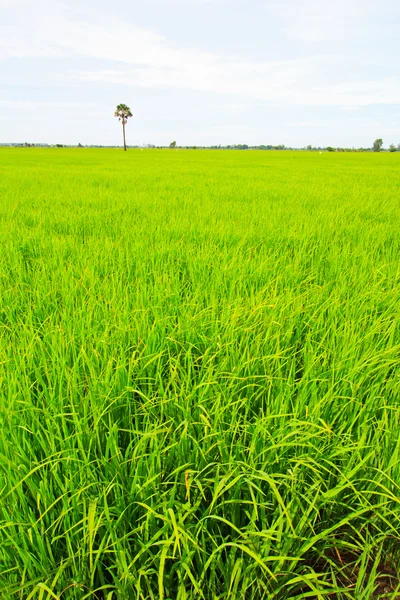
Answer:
122 122 127 151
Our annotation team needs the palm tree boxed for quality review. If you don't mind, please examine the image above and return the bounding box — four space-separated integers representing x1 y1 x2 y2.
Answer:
114 104 133 151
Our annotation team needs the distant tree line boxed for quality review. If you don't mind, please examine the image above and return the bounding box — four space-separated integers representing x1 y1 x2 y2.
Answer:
2 139 399 152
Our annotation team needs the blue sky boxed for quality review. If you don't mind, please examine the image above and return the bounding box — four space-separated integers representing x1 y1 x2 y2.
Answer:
1 0 399 147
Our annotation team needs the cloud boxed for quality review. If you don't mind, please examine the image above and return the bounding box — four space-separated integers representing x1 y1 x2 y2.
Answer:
0 0 399 109
269 0 400 42
76 53 330 103
0 100 97 108
78 66 400 107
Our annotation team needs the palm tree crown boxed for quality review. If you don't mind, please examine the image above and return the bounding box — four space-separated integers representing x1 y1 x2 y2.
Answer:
114 103 132 125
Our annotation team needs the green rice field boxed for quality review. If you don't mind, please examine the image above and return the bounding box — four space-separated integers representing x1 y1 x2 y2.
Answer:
0 148 400 598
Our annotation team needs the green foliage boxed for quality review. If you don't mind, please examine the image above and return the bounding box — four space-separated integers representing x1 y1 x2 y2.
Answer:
0 148 400 598
389 144 397 152
169 140 177 148
114 103 132 123
373 138 383 152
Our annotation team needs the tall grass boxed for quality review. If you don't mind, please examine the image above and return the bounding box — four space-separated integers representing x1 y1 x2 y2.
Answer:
0 148 399 598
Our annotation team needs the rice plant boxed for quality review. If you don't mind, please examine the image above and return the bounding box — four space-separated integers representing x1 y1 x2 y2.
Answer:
0 148 399 598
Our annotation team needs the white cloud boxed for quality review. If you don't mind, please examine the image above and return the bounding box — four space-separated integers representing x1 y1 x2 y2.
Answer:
269 0 399 42
0 100 97 108
78 66 400 107
76 54 327 103
0 0 399 108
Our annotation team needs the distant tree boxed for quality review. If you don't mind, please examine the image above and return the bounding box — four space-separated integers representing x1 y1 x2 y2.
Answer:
56 144 63 148
78 143 83 148
389 143 397 152
306 144 312 151
169 141 177 148
114 104 133 151
326 146 335 152
373 138 383 152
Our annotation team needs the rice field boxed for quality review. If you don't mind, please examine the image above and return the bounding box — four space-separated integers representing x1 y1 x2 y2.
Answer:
0 147 400 599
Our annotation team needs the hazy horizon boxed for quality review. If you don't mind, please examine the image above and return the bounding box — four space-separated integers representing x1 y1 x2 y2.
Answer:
1 0 399 148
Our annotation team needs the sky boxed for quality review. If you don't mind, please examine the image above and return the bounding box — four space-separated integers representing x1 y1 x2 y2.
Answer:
0 0 399 147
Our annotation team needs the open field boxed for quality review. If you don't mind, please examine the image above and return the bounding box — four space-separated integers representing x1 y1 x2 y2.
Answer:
0 148 400 599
